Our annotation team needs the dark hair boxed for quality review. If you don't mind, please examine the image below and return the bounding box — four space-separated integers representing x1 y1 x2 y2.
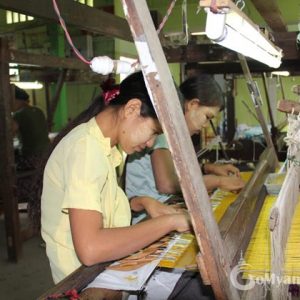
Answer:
14 85 29 101
28 71 157 228
184 62 201 73
179 74 224 110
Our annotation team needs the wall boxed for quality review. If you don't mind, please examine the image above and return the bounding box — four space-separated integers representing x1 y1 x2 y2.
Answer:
235 75 300 127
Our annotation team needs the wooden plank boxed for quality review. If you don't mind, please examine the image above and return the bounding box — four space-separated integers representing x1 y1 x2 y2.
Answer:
121 1 240 299
251 0 287 32
0 38 21 261
219 147 276 264
0 0 132 42
37 263 111 300
278 100 300 115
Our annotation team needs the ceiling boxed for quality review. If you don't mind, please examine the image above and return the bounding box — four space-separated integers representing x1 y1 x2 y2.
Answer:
0 0 299 75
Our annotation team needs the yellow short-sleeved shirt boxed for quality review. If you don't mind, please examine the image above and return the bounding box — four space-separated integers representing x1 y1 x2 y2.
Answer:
41 117 131 283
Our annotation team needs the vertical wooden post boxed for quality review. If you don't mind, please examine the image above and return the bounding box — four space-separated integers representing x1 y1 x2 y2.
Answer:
0 38 21 261
262 72 278 152
225 77 236 144
121 1 240 299
32 89 37 106
45 81 52 130
238 54 277 157
47 69 67 130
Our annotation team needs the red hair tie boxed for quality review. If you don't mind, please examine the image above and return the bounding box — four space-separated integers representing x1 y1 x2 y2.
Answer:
103 88 120 104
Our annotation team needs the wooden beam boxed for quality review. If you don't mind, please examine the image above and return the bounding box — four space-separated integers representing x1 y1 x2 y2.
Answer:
165 32 299 60
37 262 111 300
3 36 299 75
6 49 89 70
250 0 287 32
121 1 239 299
47 69 67 129
164 33 300 73
45 82 51 130
0 19 49 35
0 38 21 261
193 60 300 76
0 0 132 42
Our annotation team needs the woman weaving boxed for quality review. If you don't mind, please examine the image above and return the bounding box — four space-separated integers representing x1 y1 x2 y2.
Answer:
33 71 190 284
126 74 245 224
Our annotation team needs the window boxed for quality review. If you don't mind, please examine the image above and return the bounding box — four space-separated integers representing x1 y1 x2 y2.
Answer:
75 0 94 6
6 11 34 24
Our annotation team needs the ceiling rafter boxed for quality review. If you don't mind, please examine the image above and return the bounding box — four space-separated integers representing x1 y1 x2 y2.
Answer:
0 0 132 41
250 0 287 32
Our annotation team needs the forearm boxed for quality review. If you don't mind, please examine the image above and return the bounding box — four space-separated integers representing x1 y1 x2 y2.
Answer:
203 163 240 177
203 175 220 192
76 215 175 266
130 196 153 212
151 148 181 194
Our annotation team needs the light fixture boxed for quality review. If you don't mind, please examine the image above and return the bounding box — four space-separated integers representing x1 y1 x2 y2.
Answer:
190 31 206 36
12 81 43 90
271 71 290 77
199 0 283 68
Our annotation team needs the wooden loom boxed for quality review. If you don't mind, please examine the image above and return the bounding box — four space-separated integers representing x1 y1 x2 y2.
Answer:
38 1 298 299
103 2 300 299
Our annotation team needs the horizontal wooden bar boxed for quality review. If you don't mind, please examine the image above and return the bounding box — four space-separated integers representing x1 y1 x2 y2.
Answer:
5 49 89 70
37 262 111 300
0 0 132 42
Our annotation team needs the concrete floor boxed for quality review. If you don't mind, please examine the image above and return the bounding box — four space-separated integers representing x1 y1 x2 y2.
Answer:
0 212 53 300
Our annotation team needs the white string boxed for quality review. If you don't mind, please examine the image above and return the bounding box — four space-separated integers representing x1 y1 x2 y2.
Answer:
284 113 300 168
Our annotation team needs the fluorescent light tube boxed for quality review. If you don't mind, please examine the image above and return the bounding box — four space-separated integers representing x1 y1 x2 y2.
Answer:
12 81 43 90
201 1 282 68
271 71 290 77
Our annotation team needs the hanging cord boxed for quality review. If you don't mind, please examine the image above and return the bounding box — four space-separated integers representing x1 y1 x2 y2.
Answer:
130 0 177 69
53 0 177 72
52 0 91 65
157 0 177 35
284 111 300 167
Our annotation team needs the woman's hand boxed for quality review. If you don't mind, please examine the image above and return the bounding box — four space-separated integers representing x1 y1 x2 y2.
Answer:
218 176 245 192
130 196 180 218
204 163 240 177
171 211 191 233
